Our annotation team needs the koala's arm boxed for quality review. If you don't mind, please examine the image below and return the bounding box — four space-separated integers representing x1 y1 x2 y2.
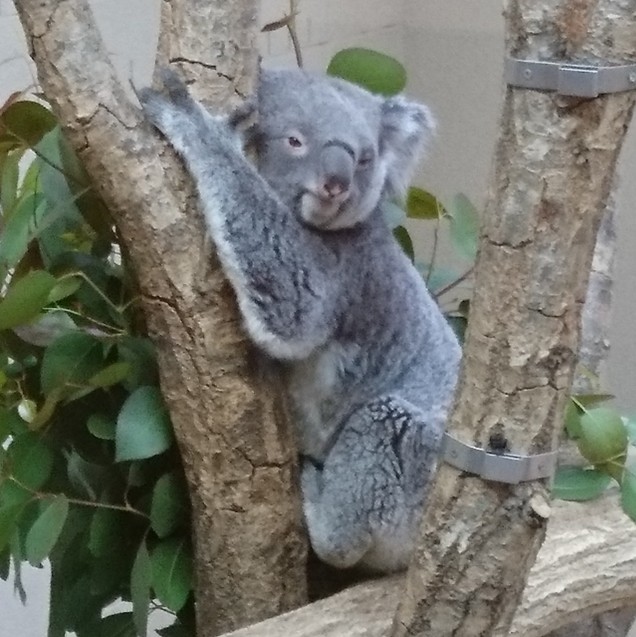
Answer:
140 74 338 360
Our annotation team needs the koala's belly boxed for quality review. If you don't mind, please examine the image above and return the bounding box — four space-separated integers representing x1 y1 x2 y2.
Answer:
286 343 359 459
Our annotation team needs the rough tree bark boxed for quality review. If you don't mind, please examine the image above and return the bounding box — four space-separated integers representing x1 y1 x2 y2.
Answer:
391 1 636 635
12 0 307 635
215 492 636 637
550 193 636 637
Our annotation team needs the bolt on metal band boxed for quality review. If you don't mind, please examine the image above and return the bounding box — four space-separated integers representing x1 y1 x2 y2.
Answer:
505 57 636 98
441 432 558 484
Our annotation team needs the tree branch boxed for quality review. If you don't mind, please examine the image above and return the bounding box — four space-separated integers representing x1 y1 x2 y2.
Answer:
12 0 307 634
219 494 636 637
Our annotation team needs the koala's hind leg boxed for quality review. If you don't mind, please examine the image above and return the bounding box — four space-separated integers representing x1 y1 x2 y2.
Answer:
301 396 444 571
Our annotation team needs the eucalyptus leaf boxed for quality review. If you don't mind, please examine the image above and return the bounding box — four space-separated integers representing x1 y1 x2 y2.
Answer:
327 48 406 96
1 149 20 214
13 311 77 347
0 100 57 147
577 407 628 475
87 413 116 441
115 386 173 462
0 270 57 330
151 473 185 538
131 540 151 637
0 503 25 553
620 470 636 522
40 331 104 396
393 225 414 262
88 508 124 558
88 362 130 388
0 193 47 268
8 433 54 490
406 187 445 220
447 193 479 262
151 538 193 613
552 466 611 501
25 495 69 566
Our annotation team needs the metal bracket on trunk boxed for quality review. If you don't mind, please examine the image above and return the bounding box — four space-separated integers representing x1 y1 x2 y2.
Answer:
505 57 636 98
441 432 557 484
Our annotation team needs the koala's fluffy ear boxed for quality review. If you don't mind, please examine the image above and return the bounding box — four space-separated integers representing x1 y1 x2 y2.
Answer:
379 96 435 200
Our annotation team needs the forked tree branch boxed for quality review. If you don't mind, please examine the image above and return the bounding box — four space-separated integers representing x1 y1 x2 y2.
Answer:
12 0 307 634
220 493 636 637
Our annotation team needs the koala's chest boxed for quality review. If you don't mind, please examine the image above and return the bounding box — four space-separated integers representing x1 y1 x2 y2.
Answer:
285 343 359 458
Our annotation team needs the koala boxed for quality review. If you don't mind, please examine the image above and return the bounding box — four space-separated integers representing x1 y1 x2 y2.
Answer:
140 68 461 572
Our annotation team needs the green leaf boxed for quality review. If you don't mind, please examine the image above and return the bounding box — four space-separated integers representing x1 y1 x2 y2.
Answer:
620 470 636 522
151 538 193 613
327 48 407 96
577 407 628 478
117 338 158 389
552 466 611 501
1 100 57 147
88 361 130 388
8 433 54 489
151 473 185 538
115 386 173 462
87 413 116 441
84 612 137 637
624 416 636 444
66 449 110 499
381 199 406 229
420 266 460 295
47 275 82 303
40 331 104 395
447 193 479 262
25 495 69 565
406 187 445 220
0 503 26 553
565 394 615 439
88 508 124 558
0 270 57 330
13 310 77 347
1 149 20 213
393 225 414 262
131 540 151 637
0 193 47 268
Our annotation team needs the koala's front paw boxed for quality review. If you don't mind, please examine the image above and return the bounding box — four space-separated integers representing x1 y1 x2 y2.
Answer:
138 69 207 152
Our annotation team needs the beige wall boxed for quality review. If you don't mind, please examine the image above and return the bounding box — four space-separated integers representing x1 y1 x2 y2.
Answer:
1 1 636 634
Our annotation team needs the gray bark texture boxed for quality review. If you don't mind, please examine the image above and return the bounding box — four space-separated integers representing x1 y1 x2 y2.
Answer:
390 1 636 635
12 0 308 635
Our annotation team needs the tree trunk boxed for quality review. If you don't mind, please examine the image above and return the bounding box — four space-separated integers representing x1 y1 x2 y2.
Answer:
12 1 308 635
391 1 636 635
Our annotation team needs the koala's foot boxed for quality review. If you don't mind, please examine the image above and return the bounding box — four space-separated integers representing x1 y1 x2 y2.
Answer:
301 396 443 572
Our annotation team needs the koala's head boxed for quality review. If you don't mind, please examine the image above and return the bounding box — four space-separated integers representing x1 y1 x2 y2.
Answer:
252 69 434 231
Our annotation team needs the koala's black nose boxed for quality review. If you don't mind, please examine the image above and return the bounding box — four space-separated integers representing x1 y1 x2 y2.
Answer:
322 174 350 199
320 144 354 200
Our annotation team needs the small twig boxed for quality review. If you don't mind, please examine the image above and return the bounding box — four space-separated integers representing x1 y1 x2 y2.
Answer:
9 477 150 520
287 0 303 68
434 266 474 299
426 213 441 286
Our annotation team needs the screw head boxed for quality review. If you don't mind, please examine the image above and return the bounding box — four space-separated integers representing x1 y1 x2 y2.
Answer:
523 68 532 79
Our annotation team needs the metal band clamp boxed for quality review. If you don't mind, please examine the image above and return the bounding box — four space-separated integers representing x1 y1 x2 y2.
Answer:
505 57 636 98
441 432 557 484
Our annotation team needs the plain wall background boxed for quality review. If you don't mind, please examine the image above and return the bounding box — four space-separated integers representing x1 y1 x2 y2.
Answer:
1 0 635 634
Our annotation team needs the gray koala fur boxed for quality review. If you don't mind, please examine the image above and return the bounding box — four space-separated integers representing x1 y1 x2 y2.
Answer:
140 68 461 572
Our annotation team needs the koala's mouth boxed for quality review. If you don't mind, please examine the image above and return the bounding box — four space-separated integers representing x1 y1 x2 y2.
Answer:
299 190 351 229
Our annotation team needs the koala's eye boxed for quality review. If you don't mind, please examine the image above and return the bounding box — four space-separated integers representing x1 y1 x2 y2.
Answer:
358 153 373 168
287 136 303 148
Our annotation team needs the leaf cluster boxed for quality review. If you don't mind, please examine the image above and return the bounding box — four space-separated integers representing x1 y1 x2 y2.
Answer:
0 95 193 636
